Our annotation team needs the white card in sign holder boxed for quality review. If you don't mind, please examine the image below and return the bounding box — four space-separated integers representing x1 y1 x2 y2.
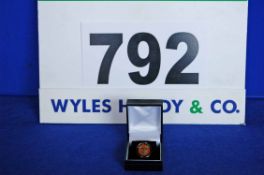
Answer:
38 1 248 124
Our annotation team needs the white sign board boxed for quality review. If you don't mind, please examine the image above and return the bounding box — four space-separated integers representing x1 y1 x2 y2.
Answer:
38 0 248 124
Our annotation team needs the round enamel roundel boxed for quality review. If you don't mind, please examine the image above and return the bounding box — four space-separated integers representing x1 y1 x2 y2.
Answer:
137 142 151 158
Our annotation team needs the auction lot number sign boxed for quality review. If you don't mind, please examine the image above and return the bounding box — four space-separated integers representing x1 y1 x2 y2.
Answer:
38 1 248 124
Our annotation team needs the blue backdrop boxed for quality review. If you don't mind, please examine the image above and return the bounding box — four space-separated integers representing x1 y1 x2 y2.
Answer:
1 2 264 175
0 0 263 97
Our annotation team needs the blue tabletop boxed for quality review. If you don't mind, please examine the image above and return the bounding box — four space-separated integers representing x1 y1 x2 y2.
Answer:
1 96 264 175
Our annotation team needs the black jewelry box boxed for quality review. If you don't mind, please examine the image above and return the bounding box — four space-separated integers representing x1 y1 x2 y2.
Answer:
125 99 163 171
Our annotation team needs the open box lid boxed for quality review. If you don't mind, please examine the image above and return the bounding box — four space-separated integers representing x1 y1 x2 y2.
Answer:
126 99 163 144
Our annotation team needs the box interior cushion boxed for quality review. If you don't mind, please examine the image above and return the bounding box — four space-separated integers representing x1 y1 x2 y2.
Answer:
128 106 161 143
